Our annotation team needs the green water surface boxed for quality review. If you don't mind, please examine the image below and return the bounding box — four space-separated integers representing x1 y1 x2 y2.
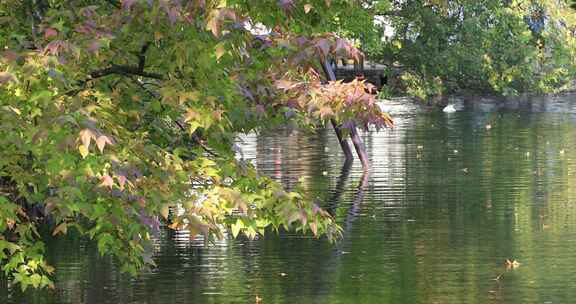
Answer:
4 96 576 304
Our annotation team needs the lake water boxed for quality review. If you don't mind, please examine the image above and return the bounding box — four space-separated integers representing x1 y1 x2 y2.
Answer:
4 95 576 303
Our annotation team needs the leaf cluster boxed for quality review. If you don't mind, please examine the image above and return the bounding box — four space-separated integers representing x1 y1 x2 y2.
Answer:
0 0 392 290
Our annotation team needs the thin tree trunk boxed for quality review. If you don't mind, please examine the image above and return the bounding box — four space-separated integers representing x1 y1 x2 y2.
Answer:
320 59 370 170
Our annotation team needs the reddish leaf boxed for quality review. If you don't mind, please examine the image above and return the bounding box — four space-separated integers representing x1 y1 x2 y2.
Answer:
275 79 296 90
0 72 16 84
87 40 101 53
99 174 114 189
95 135 113 153
116 174 127 191
122 0 136 10
1 50 19 62
278 0 295 11
44 28 58 39
43 40 66 56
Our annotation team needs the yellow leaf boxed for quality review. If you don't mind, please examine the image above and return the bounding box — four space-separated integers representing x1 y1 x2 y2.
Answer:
161 205 170 220
179 91 200 104
215 43 226 60
78 145 89 159
231 218 243 238
8 106 21 115
52 223 68 236
154 31 163 41
304 4 313 13
309 221 318 236
206 10 221 37
184 109 200 122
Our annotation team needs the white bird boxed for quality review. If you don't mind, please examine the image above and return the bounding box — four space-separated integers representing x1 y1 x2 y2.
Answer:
442 104 457 113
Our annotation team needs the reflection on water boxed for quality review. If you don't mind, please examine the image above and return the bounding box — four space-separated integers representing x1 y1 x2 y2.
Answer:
5 95 576 303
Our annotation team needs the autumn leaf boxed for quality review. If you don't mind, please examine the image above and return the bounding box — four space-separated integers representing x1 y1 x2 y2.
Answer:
304 4 313 14
95 135 113 153
275 79 296 90
99 175 114 189
278 0 295 11
318 106 334 119
52 223 68 236
231 218 243 238
79 129 95 150
121 0 136 10
0 72 16 84
44 28 58 39
206 9 237 37
78 145 89 159
160 205 170 220
309 221 318 236
116 174 127 191
215 43 226 60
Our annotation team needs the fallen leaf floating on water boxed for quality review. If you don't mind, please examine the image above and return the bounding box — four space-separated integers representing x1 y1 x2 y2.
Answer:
505 259 520 269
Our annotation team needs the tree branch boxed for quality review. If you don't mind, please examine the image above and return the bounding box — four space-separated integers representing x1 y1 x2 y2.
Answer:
67 42 162 95
88 64 164 80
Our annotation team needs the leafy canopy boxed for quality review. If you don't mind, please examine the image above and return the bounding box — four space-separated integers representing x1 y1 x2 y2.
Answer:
0 0 392 290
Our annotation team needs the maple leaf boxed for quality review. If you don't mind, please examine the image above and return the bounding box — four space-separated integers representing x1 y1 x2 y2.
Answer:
44 28 58 39
43 40 67 56
278 0 295 11
87 40 101 53
0 72 16 84
206 9 237 37
116 174 127 191
1 50 19 62
122 0 136 10
95 135 113 153
318 106 334 119
275 79 296 90
79 129 96 150
166 6 181 24
99 174 114 189
316 38 331 56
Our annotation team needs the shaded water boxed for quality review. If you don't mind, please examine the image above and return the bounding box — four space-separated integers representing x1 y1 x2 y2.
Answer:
4 95 576 303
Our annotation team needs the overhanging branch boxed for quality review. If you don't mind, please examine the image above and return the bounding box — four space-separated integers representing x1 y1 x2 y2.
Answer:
67 42 162 95
88 64 164 80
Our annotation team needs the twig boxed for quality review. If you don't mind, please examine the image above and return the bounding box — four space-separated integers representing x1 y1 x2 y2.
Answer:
173 120 220 158
66 42 162 96
88 64 163 81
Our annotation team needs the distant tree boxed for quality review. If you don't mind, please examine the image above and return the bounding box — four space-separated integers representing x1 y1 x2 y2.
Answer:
367 0 576 99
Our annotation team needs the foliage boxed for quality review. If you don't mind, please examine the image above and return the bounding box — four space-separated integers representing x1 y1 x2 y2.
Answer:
368 0 576 99
0 0 393 290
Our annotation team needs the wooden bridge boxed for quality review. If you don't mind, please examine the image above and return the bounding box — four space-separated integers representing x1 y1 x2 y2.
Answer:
334 61 391 89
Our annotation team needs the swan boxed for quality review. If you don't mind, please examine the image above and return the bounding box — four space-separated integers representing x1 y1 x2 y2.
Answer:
443 104 457 113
